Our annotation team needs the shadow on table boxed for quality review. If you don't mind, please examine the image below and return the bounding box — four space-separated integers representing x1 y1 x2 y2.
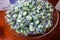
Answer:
0 26 5 38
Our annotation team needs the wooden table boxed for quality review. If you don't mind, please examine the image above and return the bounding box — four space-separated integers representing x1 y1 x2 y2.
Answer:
0 0 60 40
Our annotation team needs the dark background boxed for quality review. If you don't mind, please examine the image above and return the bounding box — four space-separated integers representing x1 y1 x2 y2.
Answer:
0 0 60 40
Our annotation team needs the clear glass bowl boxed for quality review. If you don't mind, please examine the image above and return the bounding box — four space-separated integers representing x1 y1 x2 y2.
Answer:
6 0 59 39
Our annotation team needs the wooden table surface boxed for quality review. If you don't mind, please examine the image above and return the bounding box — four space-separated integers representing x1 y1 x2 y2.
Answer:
0 0 60 40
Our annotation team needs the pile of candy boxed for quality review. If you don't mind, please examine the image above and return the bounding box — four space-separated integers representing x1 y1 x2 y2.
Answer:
6 0 53 36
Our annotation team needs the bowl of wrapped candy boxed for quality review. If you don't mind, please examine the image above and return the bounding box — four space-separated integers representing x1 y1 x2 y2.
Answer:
5 0 59 39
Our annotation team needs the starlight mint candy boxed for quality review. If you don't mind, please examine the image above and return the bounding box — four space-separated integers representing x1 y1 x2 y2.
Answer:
6 0 53 36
